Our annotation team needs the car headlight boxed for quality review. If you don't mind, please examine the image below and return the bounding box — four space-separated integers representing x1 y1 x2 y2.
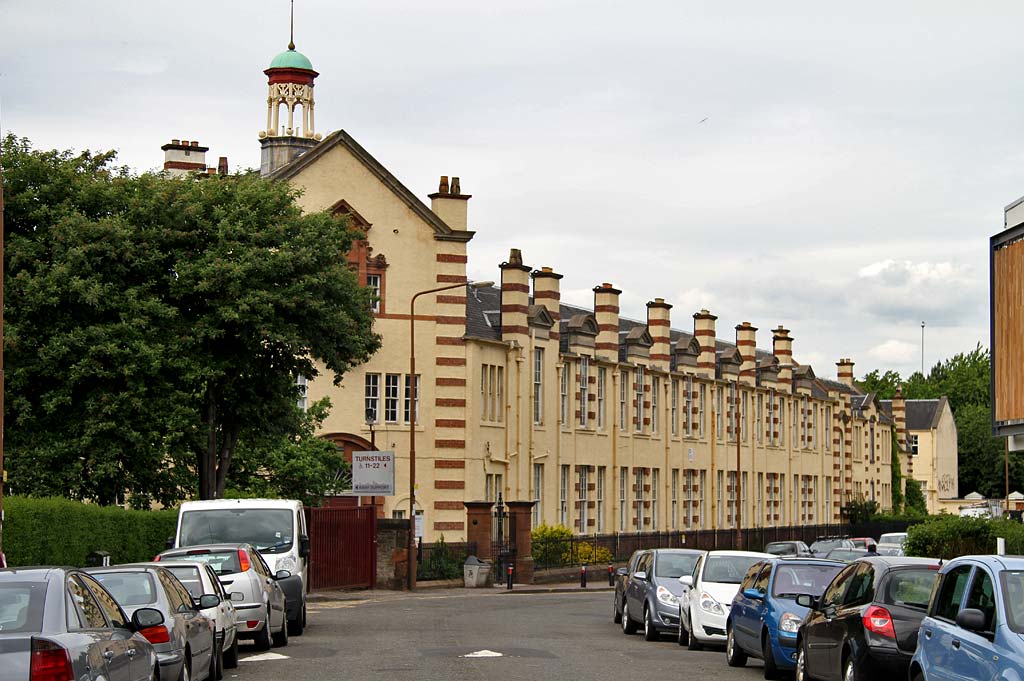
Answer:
699 591 724 615
276 556 297 574
657 586 679 606
780 612 802 633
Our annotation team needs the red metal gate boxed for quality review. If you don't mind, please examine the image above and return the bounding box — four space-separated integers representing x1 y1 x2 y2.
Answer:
304 506 377 590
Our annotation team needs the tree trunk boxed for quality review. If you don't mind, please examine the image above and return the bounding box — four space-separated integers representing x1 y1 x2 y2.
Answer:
200 387 219 500
214 425 239 499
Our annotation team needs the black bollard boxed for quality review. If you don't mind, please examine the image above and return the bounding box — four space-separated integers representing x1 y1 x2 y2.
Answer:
581 564 588 588
608 564 614 586
507 565 514 590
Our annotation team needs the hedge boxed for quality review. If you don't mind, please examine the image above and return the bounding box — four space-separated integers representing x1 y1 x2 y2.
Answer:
3 496 178 567
904 514 1024 560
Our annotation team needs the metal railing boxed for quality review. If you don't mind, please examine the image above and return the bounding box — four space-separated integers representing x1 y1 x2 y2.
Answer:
417 540 478 581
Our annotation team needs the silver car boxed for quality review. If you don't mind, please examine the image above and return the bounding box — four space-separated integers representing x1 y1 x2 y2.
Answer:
0 567 161 681
157 543 289 651
89 565 217 681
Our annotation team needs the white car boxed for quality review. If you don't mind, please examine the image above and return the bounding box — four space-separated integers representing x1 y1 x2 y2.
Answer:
148 560 240 674
677 550 772 650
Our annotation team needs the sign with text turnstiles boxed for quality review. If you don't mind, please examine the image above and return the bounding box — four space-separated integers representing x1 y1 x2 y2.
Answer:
352 450 395 495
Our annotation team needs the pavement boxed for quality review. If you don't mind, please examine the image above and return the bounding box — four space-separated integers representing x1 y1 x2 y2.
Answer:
307 582 614 602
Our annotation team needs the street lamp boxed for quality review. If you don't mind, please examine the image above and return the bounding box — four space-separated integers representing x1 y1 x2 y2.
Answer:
407 279 493 590
365 407 377 512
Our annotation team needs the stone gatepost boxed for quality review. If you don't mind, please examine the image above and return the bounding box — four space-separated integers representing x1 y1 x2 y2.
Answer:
464 501 495 561
506 500 536 583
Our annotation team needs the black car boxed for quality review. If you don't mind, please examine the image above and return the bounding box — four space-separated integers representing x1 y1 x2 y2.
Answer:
765 541 813 557
613 550 647 625
794 556 940 681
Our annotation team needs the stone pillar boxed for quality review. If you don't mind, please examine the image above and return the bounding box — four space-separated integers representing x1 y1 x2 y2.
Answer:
464 501 495 561
837 358 856 389
506 500 536 584
693 309 718 378
736 322 757 387
647 299 672 372
773 326 794 390
593 283 621 362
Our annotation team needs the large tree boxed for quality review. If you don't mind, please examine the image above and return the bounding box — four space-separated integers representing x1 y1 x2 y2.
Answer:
2 135 380 504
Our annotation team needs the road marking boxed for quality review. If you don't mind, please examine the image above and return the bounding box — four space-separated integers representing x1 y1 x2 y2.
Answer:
461 650 503 658
241 652 290 662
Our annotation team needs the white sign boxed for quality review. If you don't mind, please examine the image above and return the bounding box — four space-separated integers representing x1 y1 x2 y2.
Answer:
415 513 425 539
352 450 395 495
688 447 695 463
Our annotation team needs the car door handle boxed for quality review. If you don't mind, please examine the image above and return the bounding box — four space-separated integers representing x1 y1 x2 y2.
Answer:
103 650 115 660
923 629 932 639
127 649 136 658
952 639 961 650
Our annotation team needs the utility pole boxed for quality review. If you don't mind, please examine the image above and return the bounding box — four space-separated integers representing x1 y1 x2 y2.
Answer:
0 157 5 561
920 321 925 376
735 380 742 550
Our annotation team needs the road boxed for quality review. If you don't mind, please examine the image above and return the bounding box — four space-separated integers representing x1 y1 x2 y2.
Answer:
230 589 773 681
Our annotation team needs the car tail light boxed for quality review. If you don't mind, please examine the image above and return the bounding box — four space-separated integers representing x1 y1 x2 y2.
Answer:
30 639 73 681
152 554 161 561
238 549 251 572
863 605 896 638
139 624 171 644
186 549 210 555
246 620 259 629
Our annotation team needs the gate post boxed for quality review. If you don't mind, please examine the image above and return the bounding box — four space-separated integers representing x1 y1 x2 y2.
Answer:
464 501 495 561
506 501 536 584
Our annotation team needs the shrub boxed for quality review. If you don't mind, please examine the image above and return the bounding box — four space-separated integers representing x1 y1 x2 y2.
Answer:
530 524 613 566
418 535 464 581
904 514 1024 560
4 496 178 567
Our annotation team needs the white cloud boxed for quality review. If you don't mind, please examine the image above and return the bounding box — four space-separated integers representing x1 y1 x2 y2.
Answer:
867 339 920 364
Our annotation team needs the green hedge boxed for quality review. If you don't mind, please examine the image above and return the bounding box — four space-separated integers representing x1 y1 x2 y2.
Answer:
3 496 178 567
905 514 1024 560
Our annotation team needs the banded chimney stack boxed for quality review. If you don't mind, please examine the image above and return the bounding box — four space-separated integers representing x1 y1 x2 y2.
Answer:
532 267 563 342
429 174 471 231
161 138 209 177
773 326 793 389
647 299 672 372
217 156 229 175
593 283 621 361
736 322 758 386
892 386 913 476
500 248 531 344
693 309 718 377
837 358 855 388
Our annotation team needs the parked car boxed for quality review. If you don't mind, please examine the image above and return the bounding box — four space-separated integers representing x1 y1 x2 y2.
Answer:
726 558 845 679
158 543 289 650
678 550 773 650
147 560 240 675
0 567 161 681
876 532 908 556
765 541 813 557
612 550 647 624
809 538 855 558
826 548 868 562
910 555 1024 681
849 537 875 550
620 549 704 640
794 556 940 681
88 564 218 681
173 498 310 635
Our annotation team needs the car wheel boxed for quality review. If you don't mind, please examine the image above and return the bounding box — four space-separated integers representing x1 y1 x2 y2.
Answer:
622 600 638 635
272 609 289 647
726 625 748 667
911 669 924 681
288 599 305 636
178 653 191 681
643 605 659 641
208 639 219 681
677 607 689 646
795 643 808 681
843 655 859 681
252 613 272 651
686 612 703 651
223 634 238 669
762 632 779 680
613 594 622 624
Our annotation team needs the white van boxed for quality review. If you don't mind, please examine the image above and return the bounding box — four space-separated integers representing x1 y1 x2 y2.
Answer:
174 498 311 635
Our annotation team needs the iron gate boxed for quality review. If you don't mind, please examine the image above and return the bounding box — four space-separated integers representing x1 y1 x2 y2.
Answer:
304 506 377 590
491 495 517 578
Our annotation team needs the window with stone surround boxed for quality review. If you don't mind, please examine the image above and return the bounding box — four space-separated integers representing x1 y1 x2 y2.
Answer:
671 469 679 529
383 374 400 423
651 376 659 435
480 364 504 423
619 467 627 532
533 349 543 425
671 379 678 436
716 387 724 441
635 469 646 527
364 373 380 424
296 374 308 412
560 366 569 427
597 367 607 431
367 273 381 313
634 366 645 433
403 374 420 424
532 464 543 527
596 466 605 533
577 467 589 534
560 465 570 526
651 469 659 530
685 376 694 437
579 356 590 428
619 370 628 430
825 406 832 450
699 383 706 438
756 393 763 444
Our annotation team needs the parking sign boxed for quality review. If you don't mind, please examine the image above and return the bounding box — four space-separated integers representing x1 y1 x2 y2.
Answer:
352 450 395 495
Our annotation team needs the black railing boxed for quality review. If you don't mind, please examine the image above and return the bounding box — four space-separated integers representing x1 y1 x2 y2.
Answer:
417 540 478 581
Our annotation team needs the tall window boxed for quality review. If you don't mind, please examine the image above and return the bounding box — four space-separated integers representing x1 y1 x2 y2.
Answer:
824 476 831 523
635 366 645 433
716 470 724 528
635 469 646 527
533 349 543 425
651 469 660 530
779 474 786 525
560 366 569 427
485 473 503 502
793 476 800 525
403 374 420 424
727 471 736 529
364 373 380 423
811 403 818 449
384 373 400 423
579 356 590 428
671 469 679 529
756 472 764 528
559 465 569 526
716 387 724 440
532 464 544 527
618 467 627 532
699 383 706 437
727 383 736 442
480 364 504 422
685 376 694 436
671 379 678 436
767 389 776 445
366 273 381 313
910 434 919 455
793 399 800 446
597 367 607 430
596 467 606 533
698 470 706 529
756 394 763 444
825 406 832 450
741 391 748 442
684 470 694 529
651 377 660 434
578 467 589 533
619 370 628 430
779 397 786 447
767 473 776 526
296 374 308 412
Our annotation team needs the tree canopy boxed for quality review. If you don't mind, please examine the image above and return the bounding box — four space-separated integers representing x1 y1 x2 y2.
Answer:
2 134 380 505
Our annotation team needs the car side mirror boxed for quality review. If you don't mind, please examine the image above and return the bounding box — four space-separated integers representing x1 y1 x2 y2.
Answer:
615 567 629 577
197 594 220 609
742 588 765 600
275 569 292 580
955 608 988 633
679 575 694 588
633 571 647 581
796 594 816 609
165 537 175 550
299 535 311 559
131 607 165 630
230 592 244 602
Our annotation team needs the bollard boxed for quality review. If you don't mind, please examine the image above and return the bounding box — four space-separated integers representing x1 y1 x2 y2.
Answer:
507 565 514 590
581 564 588 588
608 564 614 587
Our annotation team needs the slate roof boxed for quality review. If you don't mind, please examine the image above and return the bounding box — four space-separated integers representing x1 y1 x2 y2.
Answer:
877 398 945 431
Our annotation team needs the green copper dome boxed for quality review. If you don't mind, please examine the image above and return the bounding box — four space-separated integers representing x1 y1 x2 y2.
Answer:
269 48 313 71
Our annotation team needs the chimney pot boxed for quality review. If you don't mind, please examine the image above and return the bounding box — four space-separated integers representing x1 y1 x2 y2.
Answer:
438 176 449 194
171 139 180 145
191 140 199 147
508 248 523 266
541 266 553 273
602 282 614 289
218 157 228 175
655 297 665 304
451 176 461 194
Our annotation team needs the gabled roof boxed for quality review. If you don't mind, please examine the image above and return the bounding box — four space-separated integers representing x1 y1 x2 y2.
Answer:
876 397 947 431
528 305 555 329
624 325 653 346
269 129 474 243
567 313 599 336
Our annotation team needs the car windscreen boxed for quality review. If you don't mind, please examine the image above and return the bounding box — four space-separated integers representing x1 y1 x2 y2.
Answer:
765 543 795 556
881 568 936 610
827 550 865 561
164 566 203 598
655 553 699 578
772 564 844 598
92 572 157 606
165 550 242 575
0 582 46 633
879 533 907 546
703 556 762 584
1000 570 1024 633
811 540 845 553
180 509 294 554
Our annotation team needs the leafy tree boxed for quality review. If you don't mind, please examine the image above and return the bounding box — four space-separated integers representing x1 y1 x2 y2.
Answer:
904 479 928 515
890 429 905 514
856 369 903 400
2 135 380 504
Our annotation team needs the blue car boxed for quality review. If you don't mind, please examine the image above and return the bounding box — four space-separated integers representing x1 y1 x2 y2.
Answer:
725 557 845 679
910 555 1024 681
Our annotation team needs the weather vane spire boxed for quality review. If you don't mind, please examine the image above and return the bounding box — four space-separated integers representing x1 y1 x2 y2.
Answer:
288 0 295 50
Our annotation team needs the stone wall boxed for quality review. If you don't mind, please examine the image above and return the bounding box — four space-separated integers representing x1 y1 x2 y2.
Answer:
376 518 410 590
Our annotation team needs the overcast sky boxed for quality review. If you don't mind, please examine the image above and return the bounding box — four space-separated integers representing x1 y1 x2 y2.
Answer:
2 0 1019 380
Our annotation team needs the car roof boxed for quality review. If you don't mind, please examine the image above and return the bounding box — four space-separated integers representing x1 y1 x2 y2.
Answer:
651 548 705 556
855 556 940 568
0 567 68 581
179 499 302 510
705 550 774 558
86 565 166 575
943 554 1024 571
771 557 846 566
163 543 253 553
